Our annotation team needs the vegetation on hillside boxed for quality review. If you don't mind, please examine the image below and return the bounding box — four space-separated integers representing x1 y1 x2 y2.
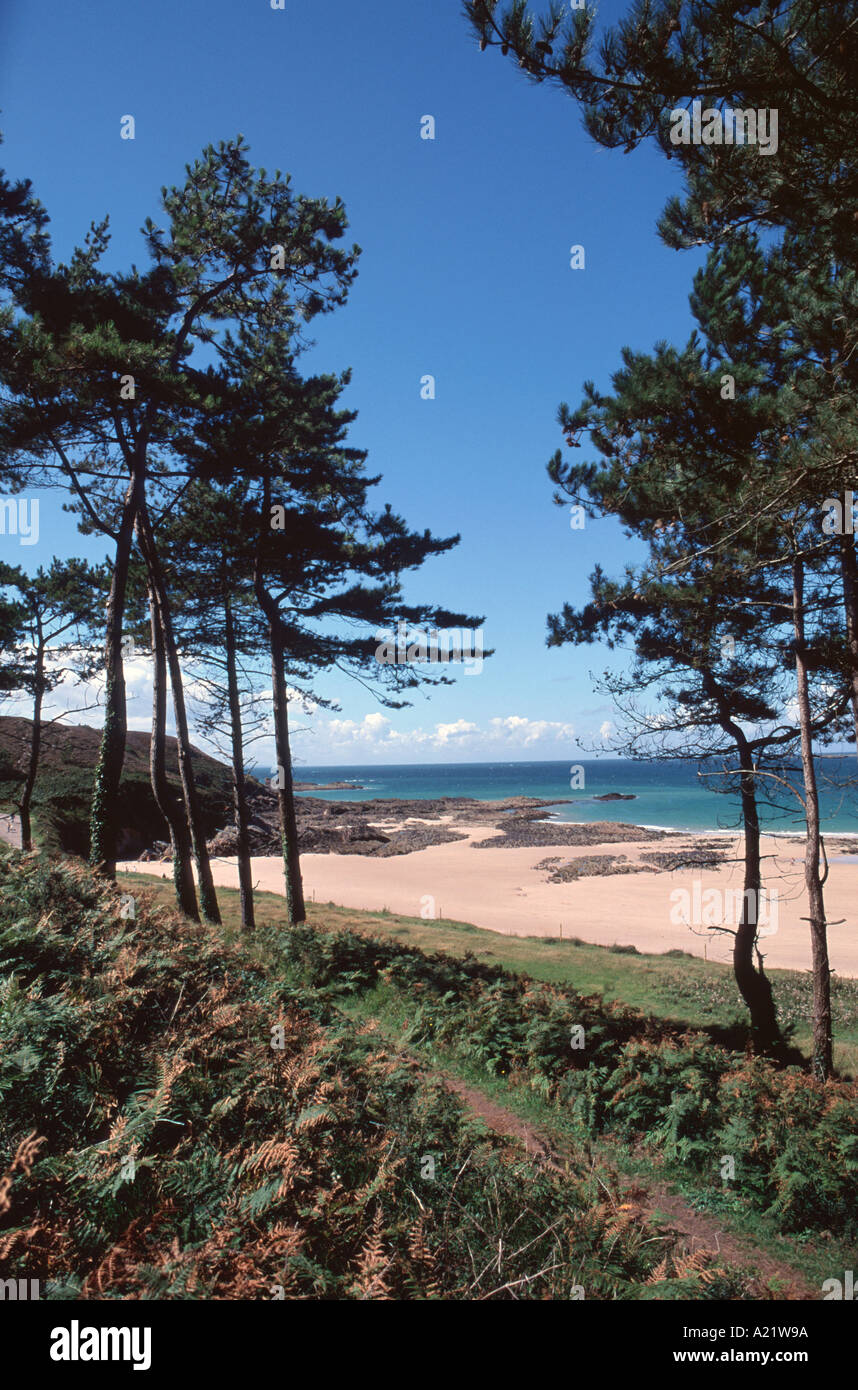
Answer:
280 919 858 1242
0 849 763 1299
4 849 856 1300
0 717 236 858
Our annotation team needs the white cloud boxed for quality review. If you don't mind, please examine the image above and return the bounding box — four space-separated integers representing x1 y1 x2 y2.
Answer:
2 652 586 767
435 719 479 744
363 711 390 733
293 711 580 761
490 715 576 746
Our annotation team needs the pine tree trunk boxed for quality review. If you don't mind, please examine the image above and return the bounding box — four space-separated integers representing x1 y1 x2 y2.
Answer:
224 591 255 930
732 734 781 1053
838 531 858 757
253 488 306 925
90 466 145 876
268 623 306 925
146 580 199 920
18 624 44 852
793 556 833 1081
18 796 31 854
137 502 221 925
17 628 45 845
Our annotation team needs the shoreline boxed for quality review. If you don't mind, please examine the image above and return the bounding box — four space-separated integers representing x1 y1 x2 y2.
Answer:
566 824 858 839
119 816 858 979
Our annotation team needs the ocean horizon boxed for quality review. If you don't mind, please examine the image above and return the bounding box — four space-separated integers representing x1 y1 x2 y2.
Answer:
275 756 858 836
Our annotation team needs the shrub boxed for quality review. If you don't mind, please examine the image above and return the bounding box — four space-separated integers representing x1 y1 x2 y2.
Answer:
277 912 858 1239
0 852 748 1299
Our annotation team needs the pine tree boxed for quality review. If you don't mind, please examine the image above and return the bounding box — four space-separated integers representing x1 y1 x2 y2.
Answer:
466 2 858 265
186 333 486 925
149 481 267 929
0 559 107 850
0 136 359 897
552 538 797 1051
546 240 852 1067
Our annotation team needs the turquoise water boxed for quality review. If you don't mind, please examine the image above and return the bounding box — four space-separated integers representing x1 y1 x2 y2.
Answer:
291 757 858 835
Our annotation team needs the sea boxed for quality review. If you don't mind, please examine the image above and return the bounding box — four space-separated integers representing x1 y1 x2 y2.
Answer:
291 757 858 836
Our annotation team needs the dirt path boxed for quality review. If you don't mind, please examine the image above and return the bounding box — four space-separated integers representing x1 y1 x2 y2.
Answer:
439 1072 817 1300
0 814 21 849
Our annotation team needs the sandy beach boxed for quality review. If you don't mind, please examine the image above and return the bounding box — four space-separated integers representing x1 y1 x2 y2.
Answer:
119 818 858 978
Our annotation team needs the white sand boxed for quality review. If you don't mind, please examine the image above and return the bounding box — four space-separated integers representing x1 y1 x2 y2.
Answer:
118 825 858 978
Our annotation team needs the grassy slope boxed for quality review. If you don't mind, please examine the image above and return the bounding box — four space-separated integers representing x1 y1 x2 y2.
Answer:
333 987 843 1297
123 873 858 1079
118 873 858 1295
1 850 758 1301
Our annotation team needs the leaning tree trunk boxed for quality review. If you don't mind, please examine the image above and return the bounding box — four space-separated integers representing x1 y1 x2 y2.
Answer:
838 531 858 758
136 502 221 925
18 625 45 852
704 664 784 1056
730 730 782 1054
146 577 199 920
793 555 833 1081
224 591 255 930
267 622 306 925
90 464 146 877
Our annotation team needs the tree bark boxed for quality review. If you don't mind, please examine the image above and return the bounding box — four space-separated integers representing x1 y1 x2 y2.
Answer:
90 465 146 877
793 555 833 1081
136 501 221 925
731 733 782 1055
146 576 199 920
18 618 44 852
703 656 782 1055
253 486 306 925
838 530 858 757
224 590 255 930
267 621 306 925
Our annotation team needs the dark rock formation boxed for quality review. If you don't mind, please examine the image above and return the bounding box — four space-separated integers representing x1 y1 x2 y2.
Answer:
536 853 659 883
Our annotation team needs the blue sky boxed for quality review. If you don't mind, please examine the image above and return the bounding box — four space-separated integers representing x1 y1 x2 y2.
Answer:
0 0 708 767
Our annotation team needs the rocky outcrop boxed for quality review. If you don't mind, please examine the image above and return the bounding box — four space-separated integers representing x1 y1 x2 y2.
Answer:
199 790 674 862
472 819 674 850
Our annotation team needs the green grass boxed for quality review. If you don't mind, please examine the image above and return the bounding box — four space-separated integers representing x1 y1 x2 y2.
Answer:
332 979 856 1297
120 871 858 1079
2 850 760 1301
21 858 847 1298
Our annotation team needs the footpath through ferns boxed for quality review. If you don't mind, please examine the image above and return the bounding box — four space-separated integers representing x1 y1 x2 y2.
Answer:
1 850 854 1299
